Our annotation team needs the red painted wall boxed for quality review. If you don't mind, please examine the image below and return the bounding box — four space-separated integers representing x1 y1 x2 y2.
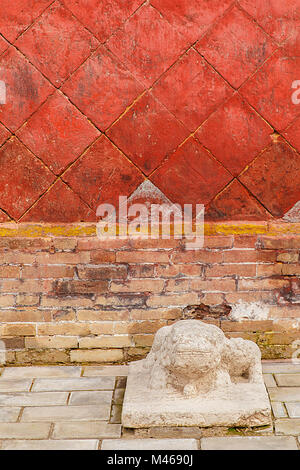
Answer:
0 1 299 223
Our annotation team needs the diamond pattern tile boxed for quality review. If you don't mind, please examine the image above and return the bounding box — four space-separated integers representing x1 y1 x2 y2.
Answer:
17 91 100 175
240 48 300 131
196 5 276 88
107 93 189 175
0 36 9 56
239 139 300 217
21 179 95 223
61 0 143 43
0 47 54 132
62 46 144 130
0 123 11 147
283 117 300 153
0 137 55 220
106 4 188 87
0 0 53 43
196 93 273 176
62 135 144 210
150 137 232 206
152 48 233 132
206 179 272 220
16 2 99 87
0 1 298 223
239 0 300 43
151 0 234 44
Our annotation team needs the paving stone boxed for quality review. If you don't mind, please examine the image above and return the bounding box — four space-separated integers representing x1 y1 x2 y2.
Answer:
101 439 199 450
112 388 125 405
32 376 115 392
1 366 82 379
275 374 300 387
275 419 300 435
69 391 113 406
264 374 277 388
1 440 99 450
262 363 300 374
21 405 111 422
110 405 122 424
0 408 21 423
83 366 129 377
285 403 300 418
0 392 68 407
0 423 50 439
52 422 121 439
201 436 298 450
268 387 300 402
271 402 288 419
0 379 32 392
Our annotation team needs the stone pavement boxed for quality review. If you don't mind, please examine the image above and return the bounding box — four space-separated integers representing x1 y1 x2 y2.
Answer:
0 361 298 450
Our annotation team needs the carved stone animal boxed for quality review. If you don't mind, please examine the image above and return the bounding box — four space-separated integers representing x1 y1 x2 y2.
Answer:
144 320 262 397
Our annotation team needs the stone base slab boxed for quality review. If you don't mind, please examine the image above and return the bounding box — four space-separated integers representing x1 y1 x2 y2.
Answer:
122 360 272 428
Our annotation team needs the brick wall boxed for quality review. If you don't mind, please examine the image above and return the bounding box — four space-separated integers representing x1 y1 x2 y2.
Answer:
0 223 299 364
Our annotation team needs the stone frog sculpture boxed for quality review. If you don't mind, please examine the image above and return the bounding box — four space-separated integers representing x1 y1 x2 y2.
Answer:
144 320 263 397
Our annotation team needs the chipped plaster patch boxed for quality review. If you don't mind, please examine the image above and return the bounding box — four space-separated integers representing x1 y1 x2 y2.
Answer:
229 301 270 321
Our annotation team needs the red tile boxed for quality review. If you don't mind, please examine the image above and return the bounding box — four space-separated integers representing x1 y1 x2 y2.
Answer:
196 94 273 176
283 117 300 153
107 93 189 176
21 179 95 223
151 0 234 44
61 0 142 43
62 135 144 210
0 36 9 56
106 4 188 87
62 46 144 130
17 92 100 175
0 123 11 147
0 210 10 222
240 49 300 131
150 137 232 206
206 179 272 220
239 0 300 43
196 6 276 88
152 49 233 132
16 2 99 87
0 0 52 42
0 47 54 132
0 137 55 220
239 139 300 217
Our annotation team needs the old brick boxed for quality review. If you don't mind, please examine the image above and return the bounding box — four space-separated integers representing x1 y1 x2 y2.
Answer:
37 323 91 336
70 349 123 363
25 336 78 349
260 237 300 250
190 279 236 292
36 252 90 264
22 266 75 279
77 310 129 321
110 279 164 293
90 251 116 263
128 264 155 278
53 280 108 295
130 307 182 320
0 309 51 322
146 293 199 307
0 295 15 307
277 252 299 263
116 251 170 263
16 294 39 306
238 279 289 291
172 250 223 264
0 324 36 336
41 297 94 308
77 266 127 280
206 264 256 277
0 266 20 278
79 335 132 348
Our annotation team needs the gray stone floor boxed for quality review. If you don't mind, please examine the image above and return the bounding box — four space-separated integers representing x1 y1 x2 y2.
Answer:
0 361 299 450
